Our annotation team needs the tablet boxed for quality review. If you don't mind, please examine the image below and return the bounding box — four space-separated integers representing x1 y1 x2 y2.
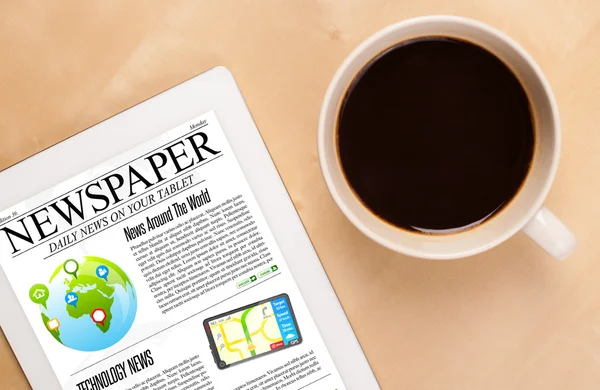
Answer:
0 67 380 390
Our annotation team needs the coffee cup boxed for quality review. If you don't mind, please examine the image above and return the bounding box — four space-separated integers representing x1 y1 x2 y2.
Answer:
318 15 575 260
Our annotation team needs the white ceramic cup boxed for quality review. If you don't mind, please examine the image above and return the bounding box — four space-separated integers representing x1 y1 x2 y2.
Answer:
318 15 575 260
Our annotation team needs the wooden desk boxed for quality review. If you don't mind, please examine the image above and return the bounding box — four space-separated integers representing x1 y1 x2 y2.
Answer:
1 2 599 389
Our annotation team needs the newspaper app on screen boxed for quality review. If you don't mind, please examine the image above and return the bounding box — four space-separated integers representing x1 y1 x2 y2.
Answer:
0 111 346 390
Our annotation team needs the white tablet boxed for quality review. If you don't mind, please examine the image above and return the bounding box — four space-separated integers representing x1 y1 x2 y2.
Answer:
0 67 380 390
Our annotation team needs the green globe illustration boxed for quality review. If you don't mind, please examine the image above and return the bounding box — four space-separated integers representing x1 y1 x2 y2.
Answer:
32 256 137 352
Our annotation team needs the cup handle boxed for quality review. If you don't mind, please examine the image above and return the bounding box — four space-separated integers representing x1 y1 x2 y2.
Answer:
521 205 576 260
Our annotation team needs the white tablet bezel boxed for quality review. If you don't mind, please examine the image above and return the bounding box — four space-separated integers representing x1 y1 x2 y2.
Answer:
0 67 380 390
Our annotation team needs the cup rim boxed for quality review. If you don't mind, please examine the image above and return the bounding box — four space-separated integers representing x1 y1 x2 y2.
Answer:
317 15 561 259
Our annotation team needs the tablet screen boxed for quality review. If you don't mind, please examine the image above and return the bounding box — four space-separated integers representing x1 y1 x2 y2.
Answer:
0 111 347 390
205 293 302 369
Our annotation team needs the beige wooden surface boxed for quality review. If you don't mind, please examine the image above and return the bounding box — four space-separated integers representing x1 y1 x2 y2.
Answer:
1 1 599 389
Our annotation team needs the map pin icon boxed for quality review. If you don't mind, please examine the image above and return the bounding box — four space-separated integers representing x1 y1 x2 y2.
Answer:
29 284 49 309
96 265 109 281
65 292 79 308
91 308 107 327
63 259 79 279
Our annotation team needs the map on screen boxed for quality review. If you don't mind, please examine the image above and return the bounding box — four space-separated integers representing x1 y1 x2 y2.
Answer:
205 295 301 368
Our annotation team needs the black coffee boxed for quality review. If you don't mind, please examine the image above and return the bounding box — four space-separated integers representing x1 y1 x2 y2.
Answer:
337 37 534 233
